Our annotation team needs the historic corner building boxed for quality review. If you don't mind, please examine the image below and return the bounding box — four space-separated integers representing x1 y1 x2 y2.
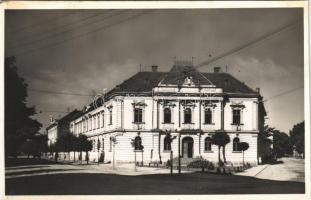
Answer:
69 62 268 166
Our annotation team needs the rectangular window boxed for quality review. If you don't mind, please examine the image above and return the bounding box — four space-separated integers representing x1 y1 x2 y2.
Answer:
102 138 105 150
233 109 241 125
93 116 96 130
97 114 100 129
102 112 105 127
184 108 192 124
205 109 212 124
109 137 112 152
109 110 113 125
134 108 143 123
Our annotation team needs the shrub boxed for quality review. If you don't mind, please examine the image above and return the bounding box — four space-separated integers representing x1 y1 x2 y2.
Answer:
187 159 212 169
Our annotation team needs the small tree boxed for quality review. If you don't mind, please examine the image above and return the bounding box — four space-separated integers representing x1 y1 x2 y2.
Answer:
211 132 230 164
76 134 92 164
238 142 249 166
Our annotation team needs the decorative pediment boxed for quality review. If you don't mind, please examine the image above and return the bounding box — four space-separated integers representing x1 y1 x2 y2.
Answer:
160 100 176 108
132 100 147 108
180 100 196 108
183 76 195 86
230 101 245 109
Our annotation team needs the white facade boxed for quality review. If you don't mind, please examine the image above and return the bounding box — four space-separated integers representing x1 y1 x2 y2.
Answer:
47 124 58 146
69 70 263 166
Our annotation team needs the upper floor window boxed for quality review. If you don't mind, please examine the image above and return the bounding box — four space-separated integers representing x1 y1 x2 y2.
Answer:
164 134 171 151
164 108 172 123
233 137 240 151
205 137 212 151
109 109 113 125
134 108 143 123
233 109 241 125
97 113 100 129
101 112 105 127
134 136 143 150
184 108 192 124
205 108 212 124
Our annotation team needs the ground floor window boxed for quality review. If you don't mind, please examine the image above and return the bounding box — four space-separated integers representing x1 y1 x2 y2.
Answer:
164 135 171 151
204 137 212 151
233 137 240 151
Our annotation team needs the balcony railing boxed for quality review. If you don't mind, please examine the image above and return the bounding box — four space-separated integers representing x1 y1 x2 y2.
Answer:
162 123 174 131
133 122 145 130
202 123 215 131
181 123 195 130
231 124 244 131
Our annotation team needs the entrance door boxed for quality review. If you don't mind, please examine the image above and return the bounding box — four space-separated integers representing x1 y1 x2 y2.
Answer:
182 137 193 158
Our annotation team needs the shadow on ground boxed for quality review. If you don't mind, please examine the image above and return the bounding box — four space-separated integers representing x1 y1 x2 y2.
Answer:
6 172 305 195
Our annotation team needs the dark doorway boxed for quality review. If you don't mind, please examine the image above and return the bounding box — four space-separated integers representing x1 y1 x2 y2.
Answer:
182 137 193 158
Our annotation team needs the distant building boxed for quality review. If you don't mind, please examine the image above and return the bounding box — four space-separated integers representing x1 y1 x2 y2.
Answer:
69 62 267 165
46 109 83 146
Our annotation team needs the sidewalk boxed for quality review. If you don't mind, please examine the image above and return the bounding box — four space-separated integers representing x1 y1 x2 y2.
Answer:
235 157 305 182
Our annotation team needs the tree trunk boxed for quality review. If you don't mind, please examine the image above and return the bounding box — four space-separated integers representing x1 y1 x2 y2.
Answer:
218 146 221 164
222 146 227 163
242 151 245 166
74 151 76 162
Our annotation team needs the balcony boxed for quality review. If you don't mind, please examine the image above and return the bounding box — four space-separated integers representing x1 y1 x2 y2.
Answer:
162 123 174 131
132 122 145 130
181 123 195 130
231 124 244 131
202 123 215 131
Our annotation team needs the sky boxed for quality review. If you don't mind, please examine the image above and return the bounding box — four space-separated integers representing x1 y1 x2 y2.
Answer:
5 8 304 133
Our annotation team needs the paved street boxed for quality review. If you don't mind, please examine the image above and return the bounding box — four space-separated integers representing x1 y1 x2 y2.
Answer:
237 157 305 182
5 158 305 195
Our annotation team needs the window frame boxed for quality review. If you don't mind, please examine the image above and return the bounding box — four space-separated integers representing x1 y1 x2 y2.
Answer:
233 137 240 152
204 108 213 124
164 135 172 151
134 107 143 123
232 109 241 125
163 107 172 124
184 108 192 124
204 137 212 152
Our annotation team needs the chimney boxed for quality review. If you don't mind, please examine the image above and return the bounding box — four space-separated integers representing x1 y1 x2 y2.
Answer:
214 66 221 73
256 87 260 94
151 65 158 72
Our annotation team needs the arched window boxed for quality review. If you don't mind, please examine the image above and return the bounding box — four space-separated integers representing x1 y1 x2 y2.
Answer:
164 108 171 123
205 137 212 151
233 137 240 151
205 108 212 124
134 136 142 150
184 108 192 124
134 108 143 123
164 135 171 151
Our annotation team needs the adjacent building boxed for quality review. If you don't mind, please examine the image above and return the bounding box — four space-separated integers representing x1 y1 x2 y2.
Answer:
46 109 83 146
68 62 268 166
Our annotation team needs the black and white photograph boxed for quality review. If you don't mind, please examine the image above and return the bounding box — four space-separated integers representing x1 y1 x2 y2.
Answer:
2 1 309 197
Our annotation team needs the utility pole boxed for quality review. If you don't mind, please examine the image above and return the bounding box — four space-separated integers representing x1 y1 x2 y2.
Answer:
178 134 181 174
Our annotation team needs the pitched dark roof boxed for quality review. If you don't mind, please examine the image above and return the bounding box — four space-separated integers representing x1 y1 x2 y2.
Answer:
46 109 83 130
58 109 83 123
160 65 213 85
82 66 259 114
106 65 256 95
106 71 166 95
202 73 256 93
